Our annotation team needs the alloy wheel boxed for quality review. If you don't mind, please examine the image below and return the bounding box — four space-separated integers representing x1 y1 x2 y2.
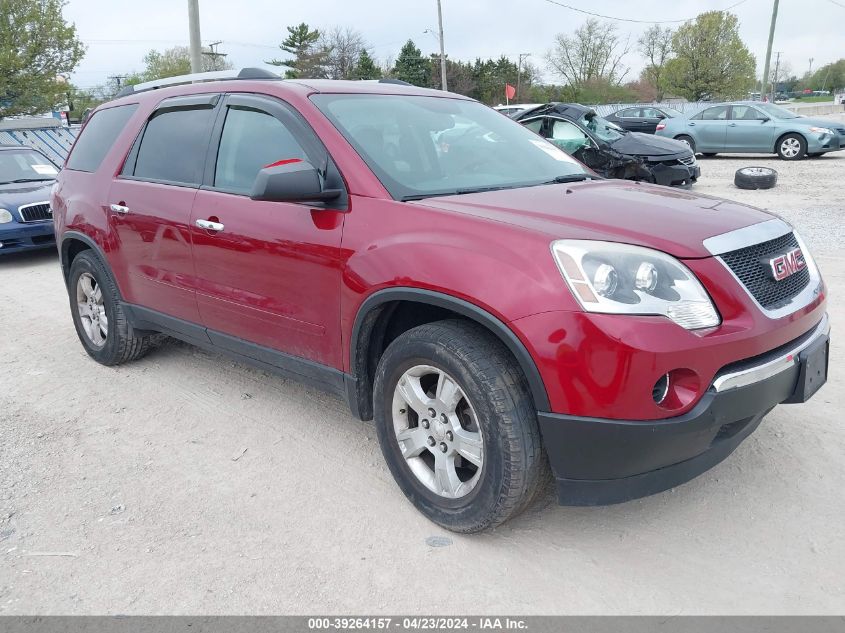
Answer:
76 272 108 348
780 137 801 158
391 365 484 499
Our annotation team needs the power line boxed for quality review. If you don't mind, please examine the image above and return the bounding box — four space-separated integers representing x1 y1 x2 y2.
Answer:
538 0 750 23
827 0 845 8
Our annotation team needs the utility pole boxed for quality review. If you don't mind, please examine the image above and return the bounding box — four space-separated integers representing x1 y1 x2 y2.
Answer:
808 57 814 76
760 0 779 100
516 53 531 103
203 41 228 71
771 51 782 101
108 75 127 97
187 0 203 74
436 0 448 92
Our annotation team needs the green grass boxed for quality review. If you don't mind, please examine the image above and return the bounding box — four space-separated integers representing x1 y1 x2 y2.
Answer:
791 95 834 103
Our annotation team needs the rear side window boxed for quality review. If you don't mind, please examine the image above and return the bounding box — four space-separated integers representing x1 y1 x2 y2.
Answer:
214 107 306 193
692 106 729 121
127 105 216 186
66 104 138 172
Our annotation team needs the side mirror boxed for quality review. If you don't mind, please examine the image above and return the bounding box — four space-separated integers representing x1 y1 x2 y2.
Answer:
760 117 770 123
250 159 341 203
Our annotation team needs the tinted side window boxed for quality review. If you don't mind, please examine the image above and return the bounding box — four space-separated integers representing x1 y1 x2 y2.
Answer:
521 118 543 134
694 106 729 121
132 107 215 185
731 105 766 120
66 104 138 172
620 108 640 118
214 107 307 193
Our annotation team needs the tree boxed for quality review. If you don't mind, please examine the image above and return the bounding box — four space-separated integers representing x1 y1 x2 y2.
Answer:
546 19 630 90
638 25 674 101
0 0 85 118
323 27 367 80
799 59 845 93
393 40 431 87
128 46 232 83
664 11 755 101
352 49 382 80
267 23 330 78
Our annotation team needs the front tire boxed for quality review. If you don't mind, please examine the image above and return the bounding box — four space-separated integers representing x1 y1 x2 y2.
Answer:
68 250 158 366
373 320 547 533
776 133 806 160
675 135 696 153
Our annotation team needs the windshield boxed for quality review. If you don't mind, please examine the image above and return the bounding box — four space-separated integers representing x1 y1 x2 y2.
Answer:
755 103 799 119
661 107 683 117
580 114 624 142
0 150 57 184
311 94 587 200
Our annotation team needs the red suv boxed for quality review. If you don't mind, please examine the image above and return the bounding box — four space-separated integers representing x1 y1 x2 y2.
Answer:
53 69 829 532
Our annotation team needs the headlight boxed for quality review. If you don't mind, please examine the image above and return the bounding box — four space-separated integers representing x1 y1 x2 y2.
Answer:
0 209 13 224
551 240 721 330
809 127 834 135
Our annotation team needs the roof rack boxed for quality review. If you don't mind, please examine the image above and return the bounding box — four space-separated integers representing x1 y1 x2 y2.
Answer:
377 78 413 86
115 67 280 98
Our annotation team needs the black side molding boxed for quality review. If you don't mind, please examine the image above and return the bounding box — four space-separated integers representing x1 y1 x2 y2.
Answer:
122 303 347 399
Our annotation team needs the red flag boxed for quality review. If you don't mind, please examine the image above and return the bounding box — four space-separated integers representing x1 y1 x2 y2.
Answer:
505 83 516 100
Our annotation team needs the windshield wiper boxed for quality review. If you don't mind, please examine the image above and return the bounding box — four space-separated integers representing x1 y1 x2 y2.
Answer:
542 174 591 185
400 175 592 201
401 185 514 201
3 178 54 184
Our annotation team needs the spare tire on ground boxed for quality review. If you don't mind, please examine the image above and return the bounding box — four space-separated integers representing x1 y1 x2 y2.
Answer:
734 166 778 190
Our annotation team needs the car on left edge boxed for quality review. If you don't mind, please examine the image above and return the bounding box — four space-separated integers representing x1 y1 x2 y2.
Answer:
0 145 58 254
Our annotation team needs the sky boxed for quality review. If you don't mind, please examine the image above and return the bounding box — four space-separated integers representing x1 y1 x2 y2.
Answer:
66 0 845 91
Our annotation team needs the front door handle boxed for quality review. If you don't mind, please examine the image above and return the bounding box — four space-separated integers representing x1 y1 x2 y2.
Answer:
688 122 695 126
728 123 737 127
196 219 225 232
109 203 129 214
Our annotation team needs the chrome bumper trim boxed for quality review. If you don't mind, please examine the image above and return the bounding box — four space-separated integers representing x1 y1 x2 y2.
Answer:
703 218 791 256
712 313 830 393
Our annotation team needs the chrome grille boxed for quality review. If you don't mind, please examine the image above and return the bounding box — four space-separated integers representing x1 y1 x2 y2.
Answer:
677 154 696 166
18 201 52 223
719 232 810 310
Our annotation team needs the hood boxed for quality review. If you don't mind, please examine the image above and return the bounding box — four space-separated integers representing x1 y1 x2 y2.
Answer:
0 181 54 211
412 179 775 259
790 116 845 130
608 132 691 157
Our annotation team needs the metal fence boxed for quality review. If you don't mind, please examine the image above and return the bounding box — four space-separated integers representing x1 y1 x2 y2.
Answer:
589 102 710 117
0 126 79 165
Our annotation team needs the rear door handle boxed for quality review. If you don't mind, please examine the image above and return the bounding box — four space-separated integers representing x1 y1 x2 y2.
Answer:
195 219 225 232
688 122 695 126
109 203 129 214
728 123 737 127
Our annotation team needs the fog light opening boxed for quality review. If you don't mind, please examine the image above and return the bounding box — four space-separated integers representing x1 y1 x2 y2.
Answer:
652 373 670 405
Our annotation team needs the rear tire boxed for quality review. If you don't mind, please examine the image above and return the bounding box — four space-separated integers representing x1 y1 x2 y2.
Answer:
373 320 548 533
776 133 806 160
68 250 158 366
675 135 696 153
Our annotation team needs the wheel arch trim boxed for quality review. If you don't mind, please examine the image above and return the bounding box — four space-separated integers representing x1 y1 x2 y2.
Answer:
60 231 113 287
349 287 551 415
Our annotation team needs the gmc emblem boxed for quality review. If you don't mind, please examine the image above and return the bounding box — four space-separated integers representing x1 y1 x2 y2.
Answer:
769 248 806 281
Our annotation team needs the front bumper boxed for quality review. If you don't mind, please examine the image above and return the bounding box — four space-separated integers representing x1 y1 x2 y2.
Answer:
808 132 843 153
539 313 830 505
0 222 55 254
649 161 699 188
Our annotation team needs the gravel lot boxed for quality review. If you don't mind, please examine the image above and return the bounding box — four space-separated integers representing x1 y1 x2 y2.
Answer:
1 135 844 615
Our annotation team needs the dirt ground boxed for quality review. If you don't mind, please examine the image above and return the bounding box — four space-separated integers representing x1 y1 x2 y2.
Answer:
1 139 844 615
